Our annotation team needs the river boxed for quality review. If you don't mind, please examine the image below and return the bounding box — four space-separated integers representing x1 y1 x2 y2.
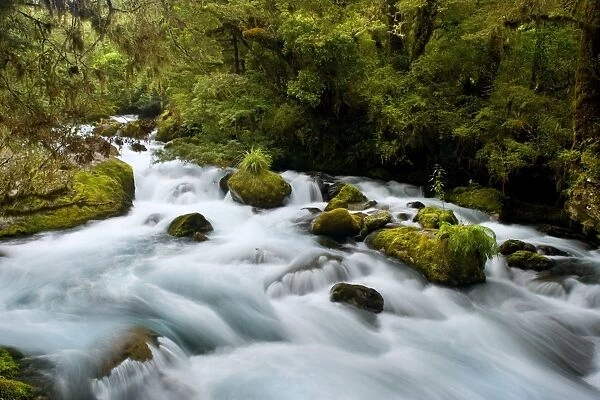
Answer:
1 142 599 399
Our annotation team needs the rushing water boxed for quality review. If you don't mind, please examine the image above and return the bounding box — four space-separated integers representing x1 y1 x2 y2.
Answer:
1 143 600 400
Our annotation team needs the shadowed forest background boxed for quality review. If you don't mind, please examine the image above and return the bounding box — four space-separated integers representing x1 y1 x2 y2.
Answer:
1 0 599 239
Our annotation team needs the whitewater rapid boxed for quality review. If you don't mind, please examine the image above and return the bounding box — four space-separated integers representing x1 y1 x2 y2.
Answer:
1 143 600 400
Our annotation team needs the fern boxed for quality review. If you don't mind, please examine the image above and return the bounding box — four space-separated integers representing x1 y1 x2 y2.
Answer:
238 147 272 174
437 222 498 264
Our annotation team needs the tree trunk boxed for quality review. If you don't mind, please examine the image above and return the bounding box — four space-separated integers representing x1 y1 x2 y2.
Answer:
232 28 241 74
573 0 600 143
412 0 438 60
386 0 409 70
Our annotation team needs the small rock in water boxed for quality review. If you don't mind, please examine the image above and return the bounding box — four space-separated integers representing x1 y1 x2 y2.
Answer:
407 201 425 209
97 327 159 378
397 212 410 221
507 251 554 272
219 172 233 194
330 283 384 314
536 245 569 257
130 142 147 152
167 213 213 238
499 239 536 256
193 232 209 242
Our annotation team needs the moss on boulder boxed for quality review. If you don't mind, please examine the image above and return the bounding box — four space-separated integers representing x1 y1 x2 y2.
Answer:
498 239 536 256
565 181 600 240
446 186 504 215
330 283 384 313
324 184 368 211
0 348 34 400
370 227 486 286
0 159 135 238
361 210 392 236
506 251 554 271
167 213 213 238
120 119 155 140
311 208 363 238
0 349 19 379
414 206 458 229
156 110 188 143
92 119 121 137
227 170 291 208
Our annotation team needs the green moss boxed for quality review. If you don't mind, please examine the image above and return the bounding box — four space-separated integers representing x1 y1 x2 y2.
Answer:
120 119 155 139
156 110 188 143
227 169 291 208
0 377 34 400
311 208 363 238
0 159 134 238
370 227 485 286
92 120 122 137
167 213 213 238
498 239 536 255
324 184 368 211
361 210 392 235
446 187 504 215
0 349 19 379
506 250 554 271
414 206 458 229
565 181 600 236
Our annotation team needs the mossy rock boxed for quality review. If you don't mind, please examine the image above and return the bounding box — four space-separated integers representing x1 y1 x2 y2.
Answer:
498 239 536 256
156 110 188 143
506 251 554 272
119 119 155 140
330 283 384 313
324 184 368 211
414 206 458 229
92 120 122 137
311 209 363 238
0 159 135 238
0 377 34 400
446 186 504 215
227 170 291 208
98 327 159 378
0 348 19 379
167 213 213 238
565 181 600 239
361 210 392 236
370 227 485 286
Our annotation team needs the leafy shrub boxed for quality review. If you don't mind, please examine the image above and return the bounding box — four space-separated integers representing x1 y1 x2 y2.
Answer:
238 147 272 174
437 222 498 265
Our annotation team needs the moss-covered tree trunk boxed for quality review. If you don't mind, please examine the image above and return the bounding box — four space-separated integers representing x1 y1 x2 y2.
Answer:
573 0 600 143
386 0 409 70
412 0 438 60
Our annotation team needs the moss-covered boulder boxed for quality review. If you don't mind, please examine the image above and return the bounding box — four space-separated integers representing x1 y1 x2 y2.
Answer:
156 110 188 143
119 119 155 140
130 142 147 152
565 181 600 240
446 186 504 215
98 327 159 378
330 283 384 313
167 213 213 238
361 210 392 236
311 209 363 238
370 227 486 286
414 206 458 229
92 119 122 137
506 251 554 272
498 239 536 256
0 348 35 400
227 170 291 208
0 159 135 238
324 184 368 211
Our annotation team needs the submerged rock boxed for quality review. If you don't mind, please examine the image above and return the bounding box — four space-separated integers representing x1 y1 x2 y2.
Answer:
330 283 384 313
499 239 536 256
98 327 159 378
407 201 425 209
311 209 363 238
446 186 504 215
0 159 135 238
413 206 458 229
227 170 291 208
167 213 213 238
507 251 554 272
361 210 392 236
370 227 486 286
324 184 368 211
536 245 569 257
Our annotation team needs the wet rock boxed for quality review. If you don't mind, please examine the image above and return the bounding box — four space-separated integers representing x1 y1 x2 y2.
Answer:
120 119 155 140
536 245 569 257
407 201 425 209
311 209 363 238
193 232 209 242
315 236 345 250
499 239 536 256
413 206 458 229
98 327 159 378
330 283 384 314
219 172 233 194
130 142 147 152
397 212 410 221
228 170 292 209
324 184 368 211
307 172 339 201
92 119 122 137
507 251 554 272
167 213 213 238
361 210 392 236
370 227 486 286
